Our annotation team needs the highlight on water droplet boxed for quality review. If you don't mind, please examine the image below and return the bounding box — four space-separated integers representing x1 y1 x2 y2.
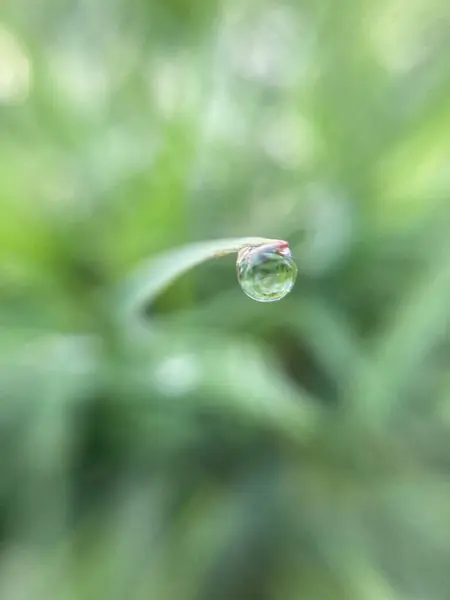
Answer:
236 240 297 302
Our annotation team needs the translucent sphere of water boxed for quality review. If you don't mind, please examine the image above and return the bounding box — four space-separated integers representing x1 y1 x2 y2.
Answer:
236 242 297 302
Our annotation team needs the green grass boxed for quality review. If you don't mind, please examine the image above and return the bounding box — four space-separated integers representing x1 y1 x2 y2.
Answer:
1 0 450 598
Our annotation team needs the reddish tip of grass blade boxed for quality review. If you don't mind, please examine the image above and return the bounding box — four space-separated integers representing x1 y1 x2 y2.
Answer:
272 240 291 257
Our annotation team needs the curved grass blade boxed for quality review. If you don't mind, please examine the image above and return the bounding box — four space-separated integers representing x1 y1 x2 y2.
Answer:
115 237 284 320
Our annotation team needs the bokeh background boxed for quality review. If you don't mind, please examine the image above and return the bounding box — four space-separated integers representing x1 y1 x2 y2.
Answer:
2 0 450 598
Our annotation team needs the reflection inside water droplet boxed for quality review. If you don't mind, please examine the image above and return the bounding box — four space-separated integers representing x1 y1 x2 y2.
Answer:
236 242 297 302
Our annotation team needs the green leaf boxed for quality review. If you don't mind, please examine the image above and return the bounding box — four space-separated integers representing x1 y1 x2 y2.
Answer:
115 237 284 320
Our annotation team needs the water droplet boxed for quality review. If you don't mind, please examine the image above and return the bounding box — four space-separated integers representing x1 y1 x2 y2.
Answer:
236 241 297 302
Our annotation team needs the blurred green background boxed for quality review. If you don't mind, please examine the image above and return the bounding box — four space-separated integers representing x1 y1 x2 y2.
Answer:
1 0 450 598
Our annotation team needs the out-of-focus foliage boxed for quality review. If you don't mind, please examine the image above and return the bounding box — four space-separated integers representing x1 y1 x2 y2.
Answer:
1 0 450 598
